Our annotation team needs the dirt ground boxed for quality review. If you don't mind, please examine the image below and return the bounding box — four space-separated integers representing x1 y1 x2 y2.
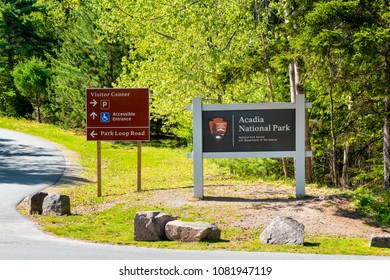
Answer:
140 183 390 238
50 147 389 239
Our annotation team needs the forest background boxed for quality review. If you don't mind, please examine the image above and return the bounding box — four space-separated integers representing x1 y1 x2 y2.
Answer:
1 0 390 224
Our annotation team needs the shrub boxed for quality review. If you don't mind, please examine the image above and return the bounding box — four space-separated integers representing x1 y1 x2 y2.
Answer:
351 186 390 226
213 158 287 180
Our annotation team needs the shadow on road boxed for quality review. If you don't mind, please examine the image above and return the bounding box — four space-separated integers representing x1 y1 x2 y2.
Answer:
0 135 89 187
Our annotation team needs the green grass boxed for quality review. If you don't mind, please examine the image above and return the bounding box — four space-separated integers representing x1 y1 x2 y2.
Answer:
35 204 390 256
1 116 390 256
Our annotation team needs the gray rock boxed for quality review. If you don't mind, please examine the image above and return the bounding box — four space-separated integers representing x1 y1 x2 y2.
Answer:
134 211 177 241
27 192 48 215
369 234 390 248
42 193 71 216
165 220 221 242
260 216 304 245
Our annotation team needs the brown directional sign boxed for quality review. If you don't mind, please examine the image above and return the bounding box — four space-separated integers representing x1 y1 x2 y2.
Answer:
86 88 150 141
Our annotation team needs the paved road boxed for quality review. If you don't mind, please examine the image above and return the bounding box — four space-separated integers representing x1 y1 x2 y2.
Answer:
0 128 388 260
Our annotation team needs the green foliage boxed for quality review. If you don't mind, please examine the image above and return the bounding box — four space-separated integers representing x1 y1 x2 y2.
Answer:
0 0 390 191
290 0 389 187
214 158 287 180
352 186 390 226
48 0 127 129
12 57 51 122
0 0 59 117
99 0 289 136
0 0 53 65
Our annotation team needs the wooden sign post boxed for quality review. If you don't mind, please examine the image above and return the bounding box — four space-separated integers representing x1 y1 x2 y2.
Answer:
97 141 102 197
137 141 142 192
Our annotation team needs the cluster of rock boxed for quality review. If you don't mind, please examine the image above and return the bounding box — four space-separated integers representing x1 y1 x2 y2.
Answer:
133 212 306 245
27 192 71 216
133 212 307 245
134 211 221 242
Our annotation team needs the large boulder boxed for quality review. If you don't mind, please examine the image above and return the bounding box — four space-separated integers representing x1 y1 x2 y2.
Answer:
260 216 304 245
165 220 221 242
369 234 390 248
27 192 48 215
42 193 71 216
134 211 177 241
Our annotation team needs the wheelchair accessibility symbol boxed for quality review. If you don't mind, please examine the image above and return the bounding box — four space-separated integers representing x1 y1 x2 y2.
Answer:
100 112 110 123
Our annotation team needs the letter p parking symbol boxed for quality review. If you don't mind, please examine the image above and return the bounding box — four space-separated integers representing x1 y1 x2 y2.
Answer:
100 99 110 109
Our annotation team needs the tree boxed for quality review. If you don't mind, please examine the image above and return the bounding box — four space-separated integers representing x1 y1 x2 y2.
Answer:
290 0 389 189
99 1 290 139
0 0 58 117
49 0 127 129
13 57 51 122
382 0 390 189
3 0 379 188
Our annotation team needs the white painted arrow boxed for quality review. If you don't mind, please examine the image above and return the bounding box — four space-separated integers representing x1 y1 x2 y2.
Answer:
89 99 97 107
90 112 97 119
90 131 98 138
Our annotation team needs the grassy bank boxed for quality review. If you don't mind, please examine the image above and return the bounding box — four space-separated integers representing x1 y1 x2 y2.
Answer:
1 117 389 256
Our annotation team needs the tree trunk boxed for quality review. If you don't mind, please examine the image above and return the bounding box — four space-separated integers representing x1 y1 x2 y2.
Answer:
305 109 313 183
295 61 313 183
384 97 390 189
289 63 296 102
284 2 312 183
289 60 312 182
342 141 350 188
384 7 390 189
329 85 339 187
37 105 42 123
326 54 339 188
383 1 390 190
266 70 289 177
342 96 352 188
36 92 42 123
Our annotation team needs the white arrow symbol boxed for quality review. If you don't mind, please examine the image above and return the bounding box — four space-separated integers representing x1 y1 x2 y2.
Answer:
89 99 97 107
90 131 98 138
90 112 97 119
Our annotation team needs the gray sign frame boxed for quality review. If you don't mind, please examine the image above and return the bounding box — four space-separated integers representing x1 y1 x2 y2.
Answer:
187 94 312 199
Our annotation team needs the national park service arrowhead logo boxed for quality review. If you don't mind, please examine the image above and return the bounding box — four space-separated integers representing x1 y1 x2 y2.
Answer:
209 117 228 143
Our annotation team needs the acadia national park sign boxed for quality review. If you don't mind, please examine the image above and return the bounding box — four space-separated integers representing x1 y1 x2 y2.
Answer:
188 95 312 199
203 109 295 152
